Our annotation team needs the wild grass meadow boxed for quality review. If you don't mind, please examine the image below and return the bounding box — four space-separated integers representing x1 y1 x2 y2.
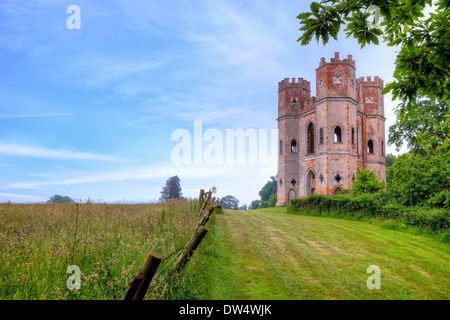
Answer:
0 199 209 300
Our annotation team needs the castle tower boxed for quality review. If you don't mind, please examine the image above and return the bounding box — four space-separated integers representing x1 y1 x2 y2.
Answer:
276 53 386 206
356 76 386 182
277 77 313 205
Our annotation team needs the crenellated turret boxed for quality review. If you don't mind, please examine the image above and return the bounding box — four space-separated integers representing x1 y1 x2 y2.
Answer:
315 52 357 103
277 77 312 118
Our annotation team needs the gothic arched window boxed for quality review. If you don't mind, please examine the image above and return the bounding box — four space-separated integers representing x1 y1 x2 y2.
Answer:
334 126 342 143
368 139 374 154
307 122 315 154
291 139 297 153
357 124 360 154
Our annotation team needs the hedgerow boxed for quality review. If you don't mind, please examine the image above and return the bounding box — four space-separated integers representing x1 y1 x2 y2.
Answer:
288 193 449 241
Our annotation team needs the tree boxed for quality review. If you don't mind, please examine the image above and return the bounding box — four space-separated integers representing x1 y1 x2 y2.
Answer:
250 200 261 210
352 167 384 195
388 150 450 207
386 153 396 167
389 100 449 155
47 194 75 203
160 175 183 201
221 195 240 209
258 176 277 202
268 193 277 207
296 0 450 120
259 201 269 208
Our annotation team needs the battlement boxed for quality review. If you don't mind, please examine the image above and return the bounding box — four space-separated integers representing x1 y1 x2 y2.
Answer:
278 77 311 91
319 52 356 68
357 76 384 88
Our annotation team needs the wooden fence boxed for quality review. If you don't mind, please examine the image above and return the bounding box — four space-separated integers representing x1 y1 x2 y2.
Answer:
113 189 218 300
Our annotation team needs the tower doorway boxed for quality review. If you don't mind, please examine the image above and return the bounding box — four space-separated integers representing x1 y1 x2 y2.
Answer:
288 189 296 203
306 169 316 196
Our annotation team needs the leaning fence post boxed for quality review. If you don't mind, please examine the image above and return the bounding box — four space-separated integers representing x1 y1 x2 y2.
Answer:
199 189 205 209
170 227 208 277
125 251 162 300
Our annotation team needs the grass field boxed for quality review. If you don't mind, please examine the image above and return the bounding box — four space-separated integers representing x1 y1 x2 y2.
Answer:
199 207 450 300
0 200 204 300
1 203 449 300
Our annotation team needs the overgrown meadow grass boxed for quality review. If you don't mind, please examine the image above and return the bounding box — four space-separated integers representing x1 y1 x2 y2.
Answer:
0 199 208 300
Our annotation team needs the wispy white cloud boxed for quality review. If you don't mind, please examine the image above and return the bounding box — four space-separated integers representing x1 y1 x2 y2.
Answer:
0 161 273 205
0 162 237 189
0 192 46 203
0 113 74 118
0 162 260 190
0 143 124 162
61 53 164 93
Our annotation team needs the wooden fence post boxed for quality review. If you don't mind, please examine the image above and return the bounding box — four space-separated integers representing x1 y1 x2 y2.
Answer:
169 227 208 277
124 251 162 300
199 191 212 215
199 189 205 209
197 207 214 229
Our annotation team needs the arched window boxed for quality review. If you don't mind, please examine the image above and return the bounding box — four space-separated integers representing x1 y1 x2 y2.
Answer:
291 139 297 153
351 127 355 145
357 124 360 154
334 126 342 143
279 140 283 155
381 140 385 156
334 187 342 195
307 122 315 154
319 128 324 144
367 139 374 154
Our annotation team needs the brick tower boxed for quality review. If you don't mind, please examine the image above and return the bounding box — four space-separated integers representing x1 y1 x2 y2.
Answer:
277 52 386 205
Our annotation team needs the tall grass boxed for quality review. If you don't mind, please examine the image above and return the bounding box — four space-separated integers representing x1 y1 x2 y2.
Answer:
0 199 207 300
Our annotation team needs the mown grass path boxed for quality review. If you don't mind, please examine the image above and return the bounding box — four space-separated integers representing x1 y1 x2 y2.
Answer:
204 207 450 300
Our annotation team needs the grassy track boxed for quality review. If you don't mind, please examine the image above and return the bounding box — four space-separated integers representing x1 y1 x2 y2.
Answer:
202 207 450 300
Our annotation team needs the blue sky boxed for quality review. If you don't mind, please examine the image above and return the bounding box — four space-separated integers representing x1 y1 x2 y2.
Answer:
0 0 401 205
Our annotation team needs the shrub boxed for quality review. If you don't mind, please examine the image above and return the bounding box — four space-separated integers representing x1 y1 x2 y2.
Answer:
402 207 450 231
352 167 385 195
288 192 449 236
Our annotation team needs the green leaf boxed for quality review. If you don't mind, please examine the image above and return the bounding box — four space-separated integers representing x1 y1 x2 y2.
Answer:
406 101 416 118
310 2 320 15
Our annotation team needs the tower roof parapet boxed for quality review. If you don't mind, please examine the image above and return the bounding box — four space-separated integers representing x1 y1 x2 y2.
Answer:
278 77 311 91
318 52 356 68
357 76 384 88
